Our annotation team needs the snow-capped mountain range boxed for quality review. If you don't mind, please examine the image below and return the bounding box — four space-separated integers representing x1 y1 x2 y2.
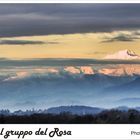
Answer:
2 64 140 82
104 49 140 60
3 64 140 82
1 49 140 82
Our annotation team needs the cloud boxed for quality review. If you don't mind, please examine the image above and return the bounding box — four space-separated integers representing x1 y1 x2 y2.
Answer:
0 39 59 45
102 32 140 43
0 57 8 60
0 58 140 68
0 39 45 45
132 31 140 36
0 4 140 37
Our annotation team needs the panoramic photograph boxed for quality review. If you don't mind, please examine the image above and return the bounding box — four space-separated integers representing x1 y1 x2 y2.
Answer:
0 4 140 123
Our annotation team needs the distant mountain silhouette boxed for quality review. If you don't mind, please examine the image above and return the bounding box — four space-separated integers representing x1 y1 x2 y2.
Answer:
115 106 129 111
1 105 140 117
47 105 140 115
47 106 104 115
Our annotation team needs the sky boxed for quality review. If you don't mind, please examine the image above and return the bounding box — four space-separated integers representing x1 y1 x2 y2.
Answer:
1 4 140 59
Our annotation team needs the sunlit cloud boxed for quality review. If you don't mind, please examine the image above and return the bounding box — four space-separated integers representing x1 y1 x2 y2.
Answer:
101 31 140 43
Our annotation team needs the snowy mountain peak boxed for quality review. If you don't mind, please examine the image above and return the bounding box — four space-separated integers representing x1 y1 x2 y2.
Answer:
126 49 138 57
104 49 140 60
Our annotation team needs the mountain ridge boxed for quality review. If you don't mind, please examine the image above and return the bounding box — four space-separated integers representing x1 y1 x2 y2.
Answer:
104 49 140 60
1 105 140 116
